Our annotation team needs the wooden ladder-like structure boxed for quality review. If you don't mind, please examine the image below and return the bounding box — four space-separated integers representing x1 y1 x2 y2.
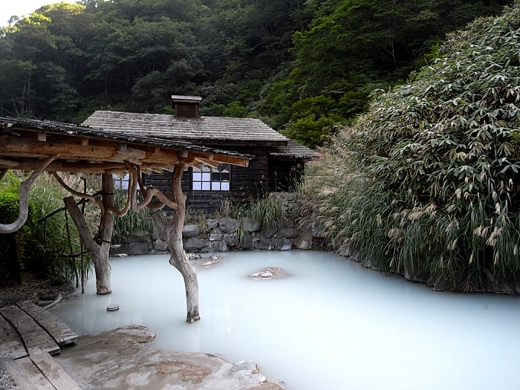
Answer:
0 301 80 389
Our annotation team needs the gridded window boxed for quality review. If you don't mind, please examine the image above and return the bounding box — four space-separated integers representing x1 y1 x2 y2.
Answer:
114 173 130 190
192 164 230 191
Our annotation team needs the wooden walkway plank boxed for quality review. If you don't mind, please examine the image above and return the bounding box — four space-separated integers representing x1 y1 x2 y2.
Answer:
11 356 56 390
0 358 39 390
0 314 27 359
30 352 82 390
0 306 60 356
17 301 78 346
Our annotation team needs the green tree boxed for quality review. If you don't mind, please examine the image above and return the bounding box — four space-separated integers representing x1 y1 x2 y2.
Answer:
260 0 512 147
0 3 89 120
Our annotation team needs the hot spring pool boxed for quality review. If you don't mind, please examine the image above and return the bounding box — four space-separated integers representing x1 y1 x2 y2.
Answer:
50 250 520 390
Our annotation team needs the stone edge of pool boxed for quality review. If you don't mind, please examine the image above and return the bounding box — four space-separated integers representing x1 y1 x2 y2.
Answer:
54 325 285 390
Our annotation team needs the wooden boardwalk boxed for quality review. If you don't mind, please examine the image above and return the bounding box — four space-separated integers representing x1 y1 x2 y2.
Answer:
0 301 81 389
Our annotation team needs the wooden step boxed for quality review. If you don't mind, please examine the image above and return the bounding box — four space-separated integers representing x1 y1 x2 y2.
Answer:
0 306 60 356
1 352 81 390
0 314 27 359
29 352 82 390
0 358 40 390
17 301 78 346
12 356 56 390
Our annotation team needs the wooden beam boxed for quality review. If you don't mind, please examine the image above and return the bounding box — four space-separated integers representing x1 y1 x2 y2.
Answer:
1 130 249 171
142 148 180 165
0 315 26 359
0 159 177 174
0 359 39 390
0 159 19 167
1 135 147 164
191 152 250 167
192 158 219 168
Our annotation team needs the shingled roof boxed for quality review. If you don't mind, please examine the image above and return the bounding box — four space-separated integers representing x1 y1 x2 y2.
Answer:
270 139 319 159
83 111 289 143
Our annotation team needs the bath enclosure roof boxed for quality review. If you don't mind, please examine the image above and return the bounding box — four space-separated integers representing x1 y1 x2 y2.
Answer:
0 116 250 175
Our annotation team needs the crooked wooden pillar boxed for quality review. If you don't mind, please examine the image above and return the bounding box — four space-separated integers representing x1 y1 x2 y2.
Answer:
64 174 115 295
151 164 200 323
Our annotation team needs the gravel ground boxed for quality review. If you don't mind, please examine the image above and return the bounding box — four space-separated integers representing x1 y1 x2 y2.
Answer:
0 273 73 308
0 368 19 390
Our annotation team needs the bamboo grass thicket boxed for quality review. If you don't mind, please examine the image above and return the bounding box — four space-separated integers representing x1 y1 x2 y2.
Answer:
27 173 99 282
302 3 520 290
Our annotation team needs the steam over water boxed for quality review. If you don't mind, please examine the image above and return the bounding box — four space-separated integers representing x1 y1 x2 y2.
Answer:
51 251 520 390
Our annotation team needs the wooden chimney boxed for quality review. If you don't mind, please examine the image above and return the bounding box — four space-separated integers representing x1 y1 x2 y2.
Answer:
171 95 202 118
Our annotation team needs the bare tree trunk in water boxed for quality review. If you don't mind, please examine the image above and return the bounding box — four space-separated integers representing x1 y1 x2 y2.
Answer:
64 174 114 295
151 164 200 323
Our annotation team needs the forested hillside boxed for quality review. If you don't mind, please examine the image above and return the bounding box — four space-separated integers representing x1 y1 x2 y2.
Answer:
0 0 512 146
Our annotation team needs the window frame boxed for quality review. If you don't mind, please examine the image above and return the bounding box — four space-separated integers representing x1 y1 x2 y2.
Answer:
191 164 231 192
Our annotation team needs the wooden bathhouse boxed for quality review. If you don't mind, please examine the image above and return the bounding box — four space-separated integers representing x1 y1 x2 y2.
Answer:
83 95 318 212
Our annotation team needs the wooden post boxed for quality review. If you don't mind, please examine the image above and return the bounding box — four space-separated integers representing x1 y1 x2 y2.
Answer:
63 174 115 295
151 164 200 323
80 177 86 294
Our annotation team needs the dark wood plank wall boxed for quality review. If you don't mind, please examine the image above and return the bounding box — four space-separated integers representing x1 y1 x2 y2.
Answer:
144 145 303 213
268 159 306 192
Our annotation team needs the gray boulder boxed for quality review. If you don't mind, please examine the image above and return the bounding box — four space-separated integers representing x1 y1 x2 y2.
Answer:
183 224 201 238
219 218 239 234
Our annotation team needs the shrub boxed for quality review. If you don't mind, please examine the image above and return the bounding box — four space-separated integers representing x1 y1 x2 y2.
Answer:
0 173 26 285
0 172 99 285
250 194 286 230
303 4 520 289
26 173 98 282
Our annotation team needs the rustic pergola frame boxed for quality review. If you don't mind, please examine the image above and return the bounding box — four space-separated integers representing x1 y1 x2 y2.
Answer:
0 117 250 322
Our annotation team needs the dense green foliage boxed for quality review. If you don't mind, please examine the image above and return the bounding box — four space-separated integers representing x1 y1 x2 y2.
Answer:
0 173 26 285
262 0 512 147
0 0 511 146
0 172 98 284
302 3 520 290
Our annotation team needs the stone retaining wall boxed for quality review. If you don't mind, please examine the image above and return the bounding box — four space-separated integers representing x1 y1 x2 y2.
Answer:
110 193 317 257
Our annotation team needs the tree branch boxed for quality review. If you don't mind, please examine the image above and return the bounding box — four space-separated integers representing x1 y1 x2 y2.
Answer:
0 155 57 234
126 162 177 211
53 172 104 212
37 198 90 223
63 196 100 256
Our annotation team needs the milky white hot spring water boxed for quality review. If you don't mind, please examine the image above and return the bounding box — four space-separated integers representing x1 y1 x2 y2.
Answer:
51 250 520 390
